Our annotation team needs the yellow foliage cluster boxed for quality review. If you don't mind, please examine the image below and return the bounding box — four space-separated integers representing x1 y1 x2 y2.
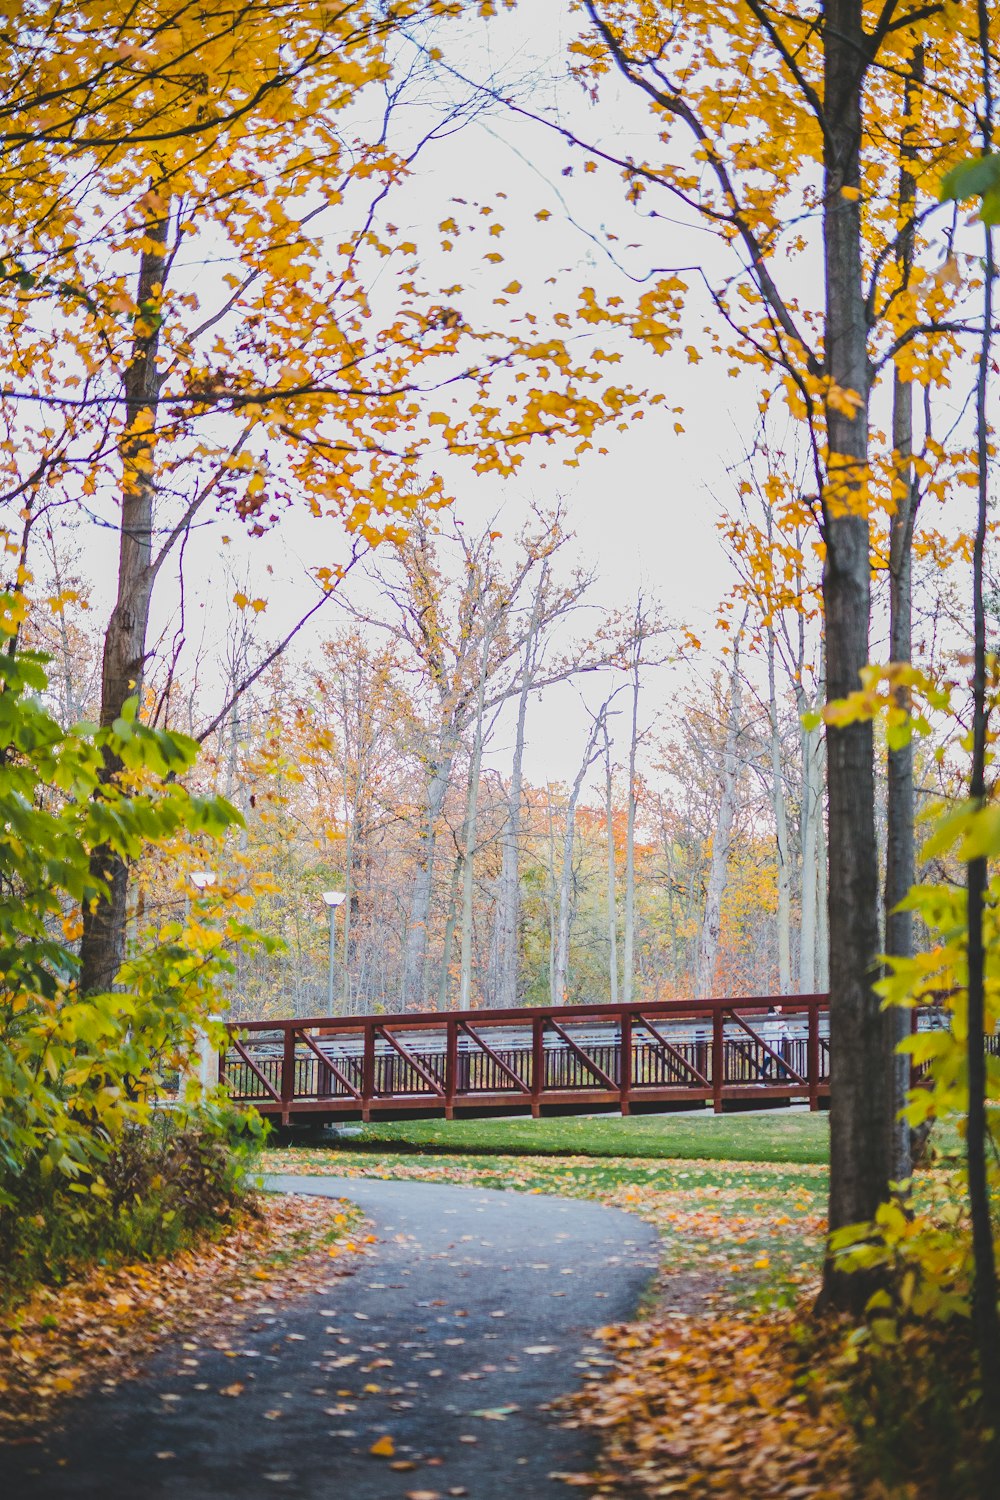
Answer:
0 1 641 581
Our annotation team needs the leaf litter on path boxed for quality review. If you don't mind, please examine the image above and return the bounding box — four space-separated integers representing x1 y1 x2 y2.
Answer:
262 1144 868 1496
0 1192 368 1438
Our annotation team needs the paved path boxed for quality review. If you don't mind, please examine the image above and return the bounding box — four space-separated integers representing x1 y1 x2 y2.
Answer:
1 1176 658 1499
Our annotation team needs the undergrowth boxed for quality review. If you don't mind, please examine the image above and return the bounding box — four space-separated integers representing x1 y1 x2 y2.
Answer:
0 1107 263 1300
804 1315 989 1499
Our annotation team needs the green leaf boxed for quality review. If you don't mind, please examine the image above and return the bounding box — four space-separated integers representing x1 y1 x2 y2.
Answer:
939 152 1000 204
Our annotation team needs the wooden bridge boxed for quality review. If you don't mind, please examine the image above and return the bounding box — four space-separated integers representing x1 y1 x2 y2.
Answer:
221 994 844 1126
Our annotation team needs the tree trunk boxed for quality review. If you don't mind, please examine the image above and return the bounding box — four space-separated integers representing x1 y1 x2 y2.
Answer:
402 746 454 1008
820 2 888 1313
967 13 1000 1409
490 576 544 1007
437 855 463 1011
545 786 559 1000
604 721 620 1005
458 634 493 1010
342 821 355 1013
883 48 923 1186
767 620 792 995
553 709 605 1004
816 764 830 992
623 655 639 1004
79 195 171 996
695 638 743 996
798 691 823 994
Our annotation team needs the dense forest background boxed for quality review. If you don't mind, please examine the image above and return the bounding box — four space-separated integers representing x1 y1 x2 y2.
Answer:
22 491 963 1021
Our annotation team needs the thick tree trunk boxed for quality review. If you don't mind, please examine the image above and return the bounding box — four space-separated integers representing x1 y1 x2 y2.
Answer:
79 197 171 996
820 2 888 1313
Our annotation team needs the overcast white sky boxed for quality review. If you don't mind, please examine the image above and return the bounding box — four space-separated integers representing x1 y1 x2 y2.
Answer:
68 2 977 790
120 6 767 787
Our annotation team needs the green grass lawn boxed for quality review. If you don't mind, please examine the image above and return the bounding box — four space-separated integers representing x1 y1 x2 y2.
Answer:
261 1141 829 1311
303 1106 830 1165
261 1110 832 1310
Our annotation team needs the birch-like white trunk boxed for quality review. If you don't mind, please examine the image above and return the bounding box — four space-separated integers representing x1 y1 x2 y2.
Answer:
623 664 639 1005
767 625 792 994
694 643 743 996
816 748 829 991
545 786 559 1000
437 855 463 1010
794 637 825 996
402 746 454 1008
458 633 494 1009
604 723 619 1005
553 709 606 1004
342 820 354 1012
490 579 544 1007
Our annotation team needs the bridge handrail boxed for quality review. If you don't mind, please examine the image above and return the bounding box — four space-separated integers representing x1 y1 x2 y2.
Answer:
223 992 832 1036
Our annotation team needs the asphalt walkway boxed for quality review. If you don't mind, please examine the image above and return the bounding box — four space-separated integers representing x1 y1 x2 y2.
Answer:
1 1175 658 1499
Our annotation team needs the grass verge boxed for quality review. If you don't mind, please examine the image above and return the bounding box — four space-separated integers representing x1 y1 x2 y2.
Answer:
262 1141 828 1313
315 1107 830 1165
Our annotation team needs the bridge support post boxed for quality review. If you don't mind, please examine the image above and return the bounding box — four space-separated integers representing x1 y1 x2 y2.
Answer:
445 1018 457 1120
619 1010 632 1116
712 1007 724 1114
808 1001 820 1111
531 1017 545 1118
281 1026 295 1126
361 1022 375 1123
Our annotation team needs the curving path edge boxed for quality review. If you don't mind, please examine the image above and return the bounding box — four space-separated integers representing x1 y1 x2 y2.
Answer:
1 1173 659 1499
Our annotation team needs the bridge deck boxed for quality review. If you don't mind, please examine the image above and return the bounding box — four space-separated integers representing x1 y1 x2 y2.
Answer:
221 995 846 1125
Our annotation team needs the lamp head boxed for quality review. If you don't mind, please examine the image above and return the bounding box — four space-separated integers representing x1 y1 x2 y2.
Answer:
190 871 216 891
321 890 346 908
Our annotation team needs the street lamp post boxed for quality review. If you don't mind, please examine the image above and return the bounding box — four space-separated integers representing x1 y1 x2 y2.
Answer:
321 891 346 1014
187 872 219 1095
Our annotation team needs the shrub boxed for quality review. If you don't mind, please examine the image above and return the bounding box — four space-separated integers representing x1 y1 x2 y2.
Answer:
0 1106 266 1295
0 591 270 1297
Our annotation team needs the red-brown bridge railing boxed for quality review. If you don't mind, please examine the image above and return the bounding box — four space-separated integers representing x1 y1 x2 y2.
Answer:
220 994 836 1126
